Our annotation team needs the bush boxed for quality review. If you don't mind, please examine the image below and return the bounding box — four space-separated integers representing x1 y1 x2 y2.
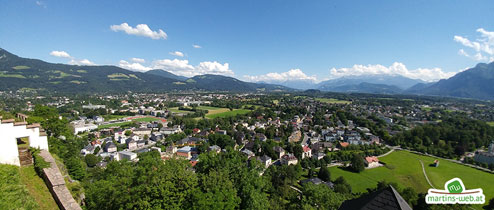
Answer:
31 149 50 175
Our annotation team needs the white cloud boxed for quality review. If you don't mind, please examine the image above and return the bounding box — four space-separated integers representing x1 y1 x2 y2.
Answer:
244 69 317 83
119 60 152 72
193 44 202 49
118 58 234 77
328 62 456 82
49 50 71 58
195 61 234 76
131 58 145 63
110 23 167 40
70 59 95 66
454 28 494 61
151 59 233 77
36 1 46 8
169 51 184 57
50 50 94 65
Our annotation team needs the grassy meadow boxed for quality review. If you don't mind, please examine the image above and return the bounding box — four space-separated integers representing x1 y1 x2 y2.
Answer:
329 151 494 209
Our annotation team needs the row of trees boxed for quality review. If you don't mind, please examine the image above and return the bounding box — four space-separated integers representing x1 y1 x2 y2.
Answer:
389 116 494 158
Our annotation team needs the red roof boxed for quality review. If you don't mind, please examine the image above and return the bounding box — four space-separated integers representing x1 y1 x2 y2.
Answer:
189 160 198 167
303 146 311 152
339 142 349 147
365 156 379 163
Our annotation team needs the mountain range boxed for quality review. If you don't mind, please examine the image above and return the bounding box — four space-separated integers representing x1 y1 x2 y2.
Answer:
1 47 494 100
0 48 290 93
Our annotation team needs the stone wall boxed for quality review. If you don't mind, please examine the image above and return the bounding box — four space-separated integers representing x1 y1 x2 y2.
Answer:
39 150 82 210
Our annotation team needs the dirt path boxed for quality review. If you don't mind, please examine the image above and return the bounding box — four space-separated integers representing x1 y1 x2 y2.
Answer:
419 160 435 189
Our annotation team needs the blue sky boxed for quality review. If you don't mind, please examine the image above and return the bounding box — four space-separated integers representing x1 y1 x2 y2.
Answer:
1 0 493 82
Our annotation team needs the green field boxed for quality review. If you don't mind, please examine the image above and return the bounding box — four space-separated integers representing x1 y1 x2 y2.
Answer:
315 98 351 104
329 151 494 209
98 121 134 129
98 117 162 128
0 72 26 78
12 65 31 70
206 109 251 119
132 117 161 122
169 107 193 113
487 122 494 127
196 106 223 111
103 115 129 121
196 106 251 119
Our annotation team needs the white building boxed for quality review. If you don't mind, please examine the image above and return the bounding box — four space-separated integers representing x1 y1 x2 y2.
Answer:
119 151 137 161
0 118 49 166
72 122 98 134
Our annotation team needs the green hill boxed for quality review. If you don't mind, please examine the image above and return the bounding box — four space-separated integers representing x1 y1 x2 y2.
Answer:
0 48 291 93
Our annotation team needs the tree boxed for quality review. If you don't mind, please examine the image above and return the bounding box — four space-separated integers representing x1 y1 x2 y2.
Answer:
85 154 99 167
333 176 352 194
192 170 240 210
65 156 86 180
318 165 331 182
124 130 132 136
350 153 365 173
301 183 346 210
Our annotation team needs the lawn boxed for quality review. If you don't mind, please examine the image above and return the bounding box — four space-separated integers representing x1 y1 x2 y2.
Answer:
98 121 134 129
206 109 251 119
329 151 494 209
19 166 59 210
487 122 494 127
103 115 129 121
168 107 193 113
315 98 351 104
131 117 162 122
195 106 252 119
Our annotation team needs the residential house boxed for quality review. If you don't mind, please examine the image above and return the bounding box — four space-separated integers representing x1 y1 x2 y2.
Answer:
258 155 272 168
241 149 255 158
136 140 146 148
208 145 221 153
300 177 334 189
166 145 177 154
104 142 117 153
126 138 137 150
273 146 285 159
119 151 137 161
302 146 312 159
364 156 380 168
281 154 298 165
176 146 194 159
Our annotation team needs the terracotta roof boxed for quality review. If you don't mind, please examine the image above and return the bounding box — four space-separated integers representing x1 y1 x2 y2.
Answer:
303 146 311 152
365 156 379 163
339 142 349 147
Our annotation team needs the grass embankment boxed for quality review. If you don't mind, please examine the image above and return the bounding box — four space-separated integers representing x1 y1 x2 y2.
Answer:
0 164 43 210
315 98 351 104
329 151 494 209
19 166 59 210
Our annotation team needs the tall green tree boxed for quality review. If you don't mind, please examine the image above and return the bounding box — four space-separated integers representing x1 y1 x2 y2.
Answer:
350 153 365 173
318 165 331 182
